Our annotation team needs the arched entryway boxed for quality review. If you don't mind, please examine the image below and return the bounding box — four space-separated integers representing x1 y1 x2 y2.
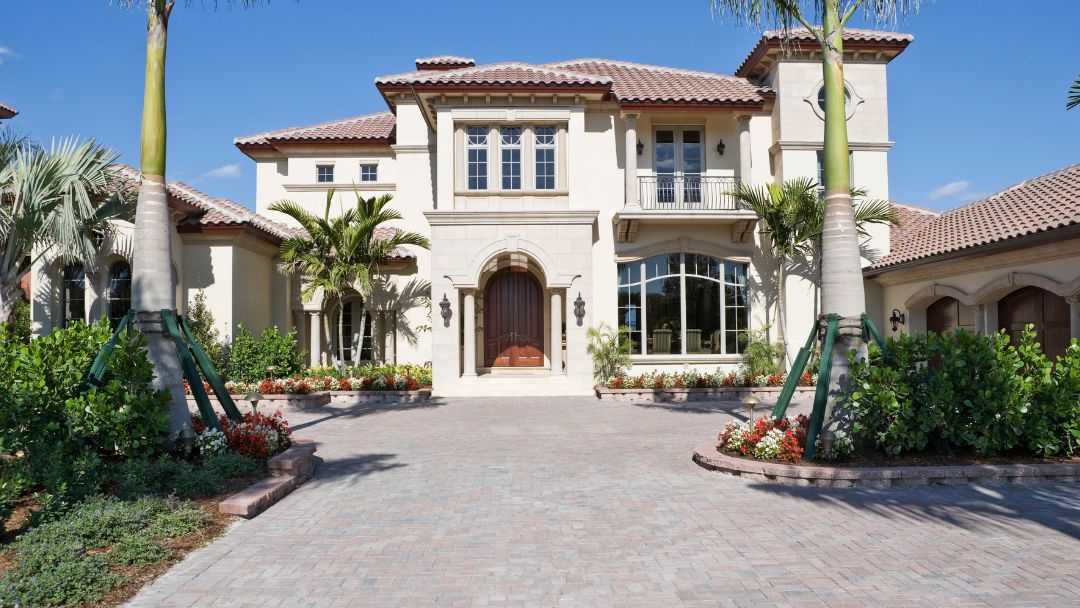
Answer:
998 286 1070 359
483 268 545 367
927 296 976 334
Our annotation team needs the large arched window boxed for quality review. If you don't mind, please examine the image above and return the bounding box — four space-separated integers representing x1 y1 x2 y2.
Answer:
60 264 86 328
107 261 132 329
617 253 748 356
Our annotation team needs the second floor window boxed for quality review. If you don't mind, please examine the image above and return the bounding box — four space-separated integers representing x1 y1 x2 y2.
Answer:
535 126 556 190
360 164 378 182
317 165 334 183
501 127 522 190
467 127 488 190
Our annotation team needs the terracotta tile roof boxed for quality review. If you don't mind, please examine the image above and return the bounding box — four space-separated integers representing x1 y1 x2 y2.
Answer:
234 111 396 147
869 164 1080 271
0 102 17 119
736 27 913 76
415 55 476 70
112 165 301 243
888 201 940 250
546 58 771 106
375 62 613 88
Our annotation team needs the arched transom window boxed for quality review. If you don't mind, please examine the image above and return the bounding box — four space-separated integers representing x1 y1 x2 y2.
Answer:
617 253 748 356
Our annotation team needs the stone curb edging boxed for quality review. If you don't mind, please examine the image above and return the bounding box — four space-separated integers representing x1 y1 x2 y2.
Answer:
187 392 331 410
219 437 319 518
693 443 1080 488
330 389 432 404
596 386 817 402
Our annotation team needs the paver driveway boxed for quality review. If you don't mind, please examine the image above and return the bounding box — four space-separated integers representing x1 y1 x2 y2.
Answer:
129 396 1080 607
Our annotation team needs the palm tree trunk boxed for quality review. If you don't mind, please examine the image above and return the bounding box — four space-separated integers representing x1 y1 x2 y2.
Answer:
818 3 866 430
776 263 788 369
356 304 369 363
337 298 346 369
132 1 187 439
0 283 21 327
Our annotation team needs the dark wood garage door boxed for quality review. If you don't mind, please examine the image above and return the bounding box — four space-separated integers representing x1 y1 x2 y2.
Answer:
998 286 1070 359
927 296 977 334
483 268 545 368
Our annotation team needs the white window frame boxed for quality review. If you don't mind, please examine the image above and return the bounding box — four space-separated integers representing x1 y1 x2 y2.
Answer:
500 127 522 190
534 125 556 190
466 126 489 190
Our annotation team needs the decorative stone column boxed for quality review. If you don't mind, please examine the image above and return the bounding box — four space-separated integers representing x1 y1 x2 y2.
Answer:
623 113 640 209
1067 296 1080 341
462 290 477 377
308 312 321 368
737 115 752 185
550 290 563 375
385 311 397 365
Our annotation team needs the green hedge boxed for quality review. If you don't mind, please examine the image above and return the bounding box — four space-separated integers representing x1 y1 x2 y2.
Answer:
224 323 305 382
845 326 1080 457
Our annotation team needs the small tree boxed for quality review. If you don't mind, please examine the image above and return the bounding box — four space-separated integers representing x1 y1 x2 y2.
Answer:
271 189 429 369
586 323 633 384
186 289 227 371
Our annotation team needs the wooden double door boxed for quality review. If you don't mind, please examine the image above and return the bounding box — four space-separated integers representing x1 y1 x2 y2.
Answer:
483 269 545 367
998 286 1070 360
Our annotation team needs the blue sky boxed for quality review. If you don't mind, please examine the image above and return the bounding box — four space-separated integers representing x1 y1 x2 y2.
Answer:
3 1 1078 211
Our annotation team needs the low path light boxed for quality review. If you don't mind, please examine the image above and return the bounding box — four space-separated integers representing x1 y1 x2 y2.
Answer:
244 390 264 418
741 394 759 424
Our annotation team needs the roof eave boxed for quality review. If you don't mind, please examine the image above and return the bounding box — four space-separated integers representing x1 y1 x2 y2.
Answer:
736 39 912 78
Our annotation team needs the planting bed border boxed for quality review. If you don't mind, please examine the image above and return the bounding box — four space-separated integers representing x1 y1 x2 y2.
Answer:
596 386 817 402
187 392 331 410
693 443 1080 488
330 389 432 404
220 437 319 518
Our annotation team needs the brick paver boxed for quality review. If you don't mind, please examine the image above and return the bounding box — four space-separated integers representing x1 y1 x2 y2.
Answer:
128 397 1080 607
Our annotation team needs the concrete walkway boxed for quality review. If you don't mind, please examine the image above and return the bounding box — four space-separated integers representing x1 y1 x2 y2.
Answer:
129 396 1080 607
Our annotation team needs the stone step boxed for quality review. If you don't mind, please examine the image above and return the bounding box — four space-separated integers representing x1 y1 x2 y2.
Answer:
219 476 297 518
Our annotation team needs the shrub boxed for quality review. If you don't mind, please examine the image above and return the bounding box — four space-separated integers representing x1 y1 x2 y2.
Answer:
108 533 173 567
187 289 228 372
585 323 632 384
739 328 785 377
10 299 32 344
107 456 231 500
224 324 305 382
201 452 263 479
845 327 1080 456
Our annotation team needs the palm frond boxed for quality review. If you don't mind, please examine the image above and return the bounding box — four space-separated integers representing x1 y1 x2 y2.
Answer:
1069 75 1080 110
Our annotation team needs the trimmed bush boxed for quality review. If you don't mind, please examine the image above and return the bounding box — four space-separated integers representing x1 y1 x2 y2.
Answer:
224 324 305 382
845 326 1080 457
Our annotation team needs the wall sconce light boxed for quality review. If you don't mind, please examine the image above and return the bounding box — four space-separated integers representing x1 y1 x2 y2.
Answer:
716 139 726 156
573 293 586 326
636 140 644 156
439 294 452 327
889 308 906 332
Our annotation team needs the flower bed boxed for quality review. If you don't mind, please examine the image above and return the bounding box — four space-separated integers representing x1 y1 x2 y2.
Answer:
186 373 428 396
604 369 815 390
192 410 293 460
716 415 854 463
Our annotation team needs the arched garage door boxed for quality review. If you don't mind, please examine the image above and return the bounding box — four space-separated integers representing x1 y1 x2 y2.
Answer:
998 286 1070 359
926 296 976 334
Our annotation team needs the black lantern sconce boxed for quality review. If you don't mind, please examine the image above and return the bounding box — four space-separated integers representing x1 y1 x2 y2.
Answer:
439 294 452 328
715 139 726 156
636 140 644 156
889 308 906 332
573 292 586 327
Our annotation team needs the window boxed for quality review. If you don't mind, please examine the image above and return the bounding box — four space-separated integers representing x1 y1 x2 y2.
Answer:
815 150 854 198
500 127 522 190
360 164 378 182
466 127 488 190
817 85 852 112
106 261 132 329
617 253 748 356
338 300 373 362
316 165 334 183
535 126 556 190
654 128 703 205
61 264 86 328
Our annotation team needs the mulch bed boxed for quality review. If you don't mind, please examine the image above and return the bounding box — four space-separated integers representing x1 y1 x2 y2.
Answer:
1 476 259 608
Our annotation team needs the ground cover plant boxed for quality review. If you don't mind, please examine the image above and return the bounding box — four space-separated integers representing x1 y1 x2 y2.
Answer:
845 326 1080 458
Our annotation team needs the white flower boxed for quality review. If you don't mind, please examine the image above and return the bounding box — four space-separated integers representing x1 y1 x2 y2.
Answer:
196 428 229 457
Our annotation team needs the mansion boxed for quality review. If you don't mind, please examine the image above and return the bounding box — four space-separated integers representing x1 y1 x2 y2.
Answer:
29 29 1080 396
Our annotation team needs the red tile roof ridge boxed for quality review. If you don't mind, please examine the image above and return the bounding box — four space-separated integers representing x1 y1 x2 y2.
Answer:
234 111 395 145
760 27 914 41
889 200 940 217
374 62 613 85
547 58 747 83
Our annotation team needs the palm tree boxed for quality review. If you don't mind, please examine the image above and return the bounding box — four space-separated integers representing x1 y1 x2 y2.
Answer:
731 177 899 364
270 190 429 368
0 133 132 325
1069 75 1080 110
116 0 262 435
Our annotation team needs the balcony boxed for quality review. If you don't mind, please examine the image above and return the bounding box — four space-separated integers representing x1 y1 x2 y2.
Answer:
638 175 740 210
614 175 756 243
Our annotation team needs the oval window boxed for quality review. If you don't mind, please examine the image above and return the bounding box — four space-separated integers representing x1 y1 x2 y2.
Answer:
817 85 852 112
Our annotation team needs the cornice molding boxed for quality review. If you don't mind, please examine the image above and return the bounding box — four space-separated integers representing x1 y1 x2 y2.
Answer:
424 210 598 226
769 140 894 154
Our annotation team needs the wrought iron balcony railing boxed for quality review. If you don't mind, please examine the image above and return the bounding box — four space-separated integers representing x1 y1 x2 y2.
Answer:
637 175 740 211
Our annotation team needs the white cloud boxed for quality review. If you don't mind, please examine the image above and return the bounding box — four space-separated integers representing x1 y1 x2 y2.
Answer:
0 46 17 65
197 163 241 181
927 180 972 201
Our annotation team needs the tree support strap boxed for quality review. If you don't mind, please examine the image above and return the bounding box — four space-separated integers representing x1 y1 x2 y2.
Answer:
179 314 243 421
861 313 891 363
803 314 839 461
161 309 221 432
80 311 134 392
770 322 819 420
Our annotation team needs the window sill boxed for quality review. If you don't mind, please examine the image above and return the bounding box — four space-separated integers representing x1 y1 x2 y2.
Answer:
455 189 568 197
284 182 396 192
630 355 745 365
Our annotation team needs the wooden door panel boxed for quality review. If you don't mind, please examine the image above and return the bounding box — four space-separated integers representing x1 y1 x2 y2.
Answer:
482 269 545 367
999 286 1070 360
